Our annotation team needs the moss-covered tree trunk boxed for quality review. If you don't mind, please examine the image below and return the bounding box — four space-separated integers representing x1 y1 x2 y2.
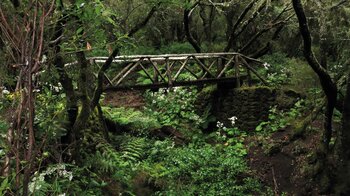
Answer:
292 0 338 193
335 72 350 194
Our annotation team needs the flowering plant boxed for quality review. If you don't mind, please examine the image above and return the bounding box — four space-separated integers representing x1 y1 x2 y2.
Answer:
215 116 246 145
144 87 203 129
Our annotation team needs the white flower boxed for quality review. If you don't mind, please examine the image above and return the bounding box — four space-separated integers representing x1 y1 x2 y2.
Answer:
2 89 10 95
216 121 224 129
152 100 156 104
228 116 238 126
263 62 271 70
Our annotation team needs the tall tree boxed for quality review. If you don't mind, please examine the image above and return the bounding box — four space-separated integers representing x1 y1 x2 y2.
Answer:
292 0 337 152
291 0 350 193
0 1 55 194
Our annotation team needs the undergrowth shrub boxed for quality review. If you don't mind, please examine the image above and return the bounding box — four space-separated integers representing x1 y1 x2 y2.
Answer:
28 163 106 196
103 106 161 134
255 99 305 135
144 87 203 131
142 140 262 195
35 87 67 140
159 42 195 54
253 100 306 155
82 133 153 194
0 120 8 189
260 52 318 92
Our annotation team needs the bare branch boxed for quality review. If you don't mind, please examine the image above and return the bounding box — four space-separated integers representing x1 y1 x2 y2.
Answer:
184 1 201 53
128 3 160 37
224 0 257 52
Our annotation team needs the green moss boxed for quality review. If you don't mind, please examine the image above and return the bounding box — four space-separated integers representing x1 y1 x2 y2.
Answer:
264 142 282 156
276 88 303 109
291 120 307 140
237 85 274 92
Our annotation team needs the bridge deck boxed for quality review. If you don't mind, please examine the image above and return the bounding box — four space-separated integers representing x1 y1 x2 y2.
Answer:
69 53 268 91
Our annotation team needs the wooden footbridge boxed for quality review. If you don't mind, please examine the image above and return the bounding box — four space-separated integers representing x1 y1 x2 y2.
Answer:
81 53 268 91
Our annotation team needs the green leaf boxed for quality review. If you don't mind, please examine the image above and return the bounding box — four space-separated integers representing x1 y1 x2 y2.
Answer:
76 27 83 35
0 177 9 195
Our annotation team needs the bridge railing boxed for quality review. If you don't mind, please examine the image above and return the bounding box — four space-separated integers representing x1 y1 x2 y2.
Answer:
76 53 267 91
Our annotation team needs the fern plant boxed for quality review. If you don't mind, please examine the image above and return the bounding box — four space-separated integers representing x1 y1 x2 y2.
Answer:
120 137 148 163
103 107 161 134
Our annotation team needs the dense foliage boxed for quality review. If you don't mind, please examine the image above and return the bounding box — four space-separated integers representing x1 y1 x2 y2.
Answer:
1 0 350 195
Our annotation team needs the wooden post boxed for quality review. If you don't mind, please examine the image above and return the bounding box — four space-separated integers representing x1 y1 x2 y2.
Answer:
235 55 241 88
217 56 224 75
247 69 252 86
153 61 159 84
166 57 173 87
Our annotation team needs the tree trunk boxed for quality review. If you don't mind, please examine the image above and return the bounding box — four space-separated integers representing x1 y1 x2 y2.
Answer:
199 5 215 45
335 72 350 194
292 0 338 193
184 2 201 53
292 0 337 152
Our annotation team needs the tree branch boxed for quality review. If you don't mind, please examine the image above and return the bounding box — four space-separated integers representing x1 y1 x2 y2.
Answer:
239 14 293 54
128 3 160 37
224 0 256 52
90 47 120 110
184 1 201 53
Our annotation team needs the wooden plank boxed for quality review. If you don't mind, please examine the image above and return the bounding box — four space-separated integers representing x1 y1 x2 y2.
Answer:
65 53 264 66
104 74 113 86
162 60 175 81
93 60 114 86
192 56 215 78
201 59 216 79
139 63 154 83
217 57 223 75
184 64 199 79
153 62 159 83
93 52 238 61
173 57 189 81
110 62 134 84
217 55 236 78
148 58 167 83
115 58 144 86
239 56 268 85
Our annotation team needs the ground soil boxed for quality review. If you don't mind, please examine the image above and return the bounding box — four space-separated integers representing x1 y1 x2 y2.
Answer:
103 90 145 108
247 121 324 195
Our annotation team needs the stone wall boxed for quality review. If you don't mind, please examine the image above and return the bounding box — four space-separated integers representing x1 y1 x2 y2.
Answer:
196 86 301 132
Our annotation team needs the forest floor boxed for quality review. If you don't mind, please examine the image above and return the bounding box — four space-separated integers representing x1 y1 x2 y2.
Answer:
247 122 323 195
103 90 145 108
103 90 324 195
